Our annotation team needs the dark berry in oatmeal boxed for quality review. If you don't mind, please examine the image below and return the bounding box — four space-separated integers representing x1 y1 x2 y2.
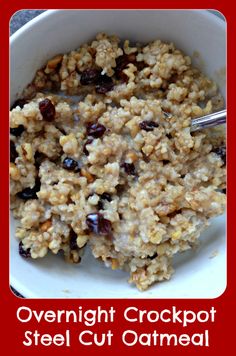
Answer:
116 53 136 70
10 125 25 137
86 213 112 235
139 121 159 131
17 178 41 200
115 53 137 80
62 157 81 172
10 141 18 162
11 98 28 110
135 61 147 71
148 252 158 260
19 241 31 258
212 146 226 165
69 229 78 250
98 192 112 210
34 151 47 169
95 74 114 94
83 138 93 155
121 162 136 176
100 192 112 202
80 68 101 85
87 123 106 138
39 98 56 121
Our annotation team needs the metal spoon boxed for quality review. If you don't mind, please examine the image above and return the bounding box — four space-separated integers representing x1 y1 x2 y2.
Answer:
191 109 226 132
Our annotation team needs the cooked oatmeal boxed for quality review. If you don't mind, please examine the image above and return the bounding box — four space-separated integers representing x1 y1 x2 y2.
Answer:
10 33 226 291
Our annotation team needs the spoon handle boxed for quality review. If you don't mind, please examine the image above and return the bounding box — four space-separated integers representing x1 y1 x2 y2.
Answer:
191 109 226 132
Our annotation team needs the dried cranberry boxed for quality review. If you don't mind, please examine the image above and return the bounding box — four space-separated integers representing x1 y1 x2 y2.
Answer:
86 213 112 235
10 141 18 162
19 241 31 258
62 157 80 172
121 162 136 176
87 123 106 138
39 98 56 122
96 75 114 94
212 146 226 165
83 138 93 155
80 69 100 85
10 125 25 137
11 99 28 110
139 121 159 131
17 178 41 200
69 229 78 250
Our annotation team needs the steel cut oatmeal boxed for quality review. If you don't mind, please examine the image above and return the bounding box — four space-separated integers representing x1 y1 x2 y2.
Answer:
10 33 226 290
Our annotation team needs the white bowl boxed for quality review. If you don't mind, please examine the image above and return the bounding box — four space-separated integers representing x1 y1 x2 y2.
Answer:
10 10 226 298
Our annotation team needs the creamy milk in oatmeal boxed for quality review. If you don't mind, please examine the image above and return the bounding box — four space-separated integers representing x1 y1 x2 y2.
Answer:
10 33 226 290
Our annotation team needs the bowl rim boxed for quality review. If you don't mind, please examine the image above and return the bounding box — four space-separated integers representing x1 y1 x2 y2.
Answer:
10 9 225 44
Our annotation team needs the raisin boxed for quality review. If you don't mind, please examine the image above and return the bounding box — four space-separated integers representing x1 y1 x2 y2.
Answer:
62 157 80 172
135 61 146 71
116 55 129 71
115 57 129 80
148 252 158 260
19 241 31 258
115 54 136 81
162 160 170 165
80 68 100 85
168 209 182 219
10 141 18 162
139 121 159 131
95 75 114 94
10 125 25 137
97 201 104 210
98 193 112 210
222 188 226 194
87 123 106 138
166 134 172 139
100 192 112 202
83 138 93 155
39 98 56 122
69 229 78 250
121 162 136 176
116 53 136 70
116 69 129 82
86 213 112 235
34 151 46 169
212 146 226 165
11 99 28 110
17 178 41 200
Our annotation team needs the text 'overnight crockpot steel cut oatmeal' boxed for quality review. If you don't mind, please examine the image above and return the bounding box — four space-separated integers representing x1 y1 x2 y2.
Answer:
10 33 226 291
